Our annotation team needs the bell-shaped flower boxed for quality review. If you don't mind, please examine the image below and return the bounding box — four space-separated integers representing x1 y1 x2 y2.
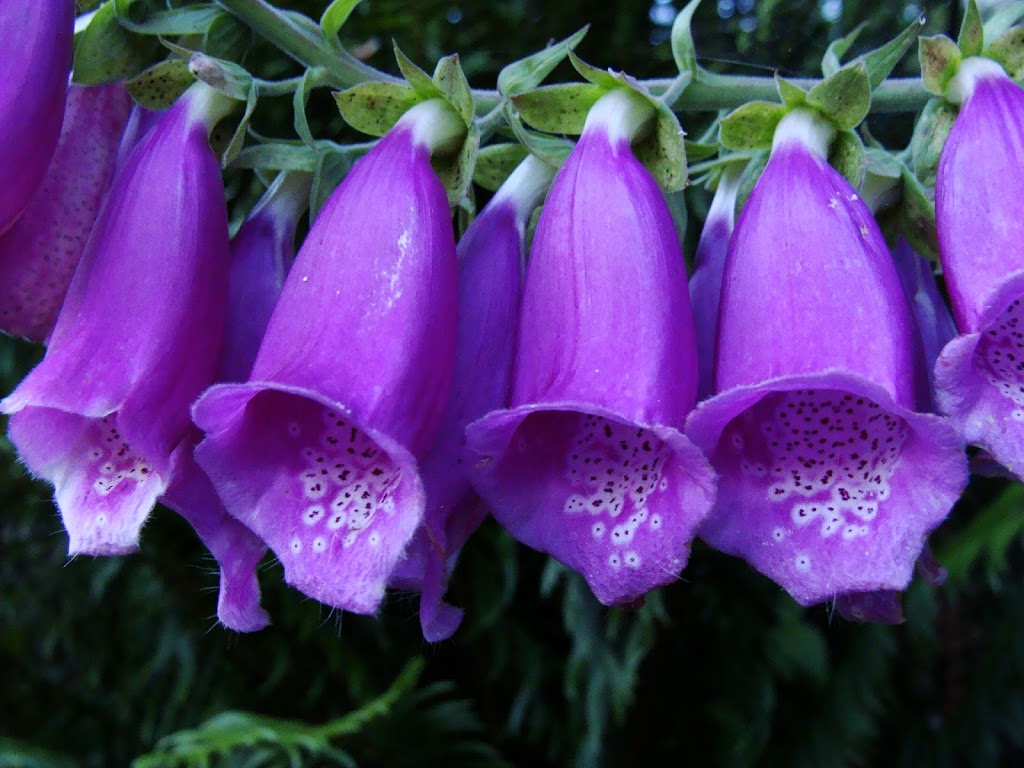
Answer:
933 57 1024 478
0 83 133 342
689 165 742 400
160 173 309 632
0 0 74 234
390 155 554 641
1 82 237 556
685 109 967 608
193 99 464 615
465 88 717 608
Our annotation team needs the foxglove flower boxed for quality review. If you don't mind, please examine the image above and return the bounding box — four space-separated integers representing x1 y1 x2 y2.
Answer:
0 0 74 234
933 57 1024 478
193 99 464 614
465 88 716 607
689 165 742 400
686 109 967 608
1 82 237 555
161 173 310 632
390 155 555 641
0 83 132 342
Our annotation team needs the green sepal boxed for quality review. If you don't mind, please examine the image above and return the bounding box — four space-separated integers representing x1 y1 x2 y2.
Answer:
433 125 480 207
511 83 605 135
958 0 985 58
719 101 786 151
432 54 474 127
222 81 258 167
311 149 353 221
473 144 529 192
76 0 104 11
687 149 758 183
202 13 252 62
113 0 219 35
635 101 688 192
125 59 195 110
293 67 325 148
986 27 1024 80
909 97 957 186
734 150 770 217
334 82 423 137
188 52 252 101
775 74 807 109
320 0 362 50
983 2 1024 42
231 142 321 172
829 129 865 188
821 23 865 78
806 62 871 131
685 139 719 162
863 147 903 179
498 26 589 97
670 0 702 75
899 166 939 261
505 106 574 168
73 1 162 85
919 35 962 96
822 18 924 90
394 44 438 98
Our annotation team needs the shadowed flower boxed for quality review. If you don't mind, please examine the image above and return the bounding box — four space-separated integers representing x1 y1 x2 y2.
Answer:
161 173 310 632
686 108 967 608
465 88 716 607
0 83 133 342
193 99 464 615
1 82 237 556
933 57 1024 478
0 0 74 234
390 154 555 641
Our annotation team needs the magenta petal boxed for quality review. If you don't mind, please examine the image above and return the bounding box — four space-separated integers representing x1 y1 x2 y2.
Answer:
0 83 132 342
0 0 74 234
194 383 424 614
162 441 269 632
1 85 232 555
466 101 716 607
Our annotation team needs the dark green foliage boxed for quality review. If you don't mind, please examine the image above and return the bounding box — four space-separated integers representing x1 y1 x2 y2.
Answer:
5 1 1024 767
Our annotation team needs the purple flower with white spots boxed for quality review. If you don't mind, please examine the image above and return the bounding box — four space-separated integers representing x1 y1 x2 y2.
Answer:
933 58 1024 478
390 154 555 641
1 82 237 556
685 108 967 608
465 88 716 608
161 173 310 633
0 83 133 342
193 100 464 615
689 164 742 400
0 0 74 234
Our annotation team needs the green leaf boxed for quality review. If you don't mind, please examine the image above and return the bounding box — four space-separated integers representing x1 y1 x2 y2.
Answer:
432 54 474 127
821 23 864 78
861 15 926 89
188 52 252 101
919 35 962 96
863 147 902 179
505 106 575 168
311 149 353 221
202 13 252 62
72 1 162 85
806 62 871 131
473 144 528 192
320 0 362 49
939 485 1024 585
685 139 719 162
899 165 939 260
334 82 422 137
775 74 807 108
568 50 626 91
231 143 320 172
125 59 195 110
670 0 703 75
958 0 985 58
983 2 1024 42
293 67 324 148
634 101 688 192
735 149 770 215
433 125 480 206
498 26 589 97
113 0 219 35
909 97 957 186
393 43 438 98
512 83 605 135
719 101 787 151
829 129 865 188
222 82 258 167
987 27 1024 80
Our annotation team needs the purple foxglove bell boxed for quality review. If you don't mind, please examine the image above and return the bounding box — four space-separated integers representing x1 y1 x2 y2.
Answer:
1 82 237 556
0 83 133 342
160 173 310 632
193 99 464 615
0 0 74 234
689 165 742 400
390 155 555 641
464 88 717 608
685 109 967 608
933 57 1024 478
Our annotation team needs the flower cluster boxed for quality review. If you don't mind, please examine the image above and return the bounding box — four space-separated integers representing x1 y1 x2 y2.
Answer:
4 2 1024 638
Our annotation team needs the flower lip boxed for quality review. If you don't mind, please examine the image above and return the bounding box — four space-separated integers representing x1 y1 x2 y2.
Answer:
686 369 967 606
466 399 716 607
193 379 425 615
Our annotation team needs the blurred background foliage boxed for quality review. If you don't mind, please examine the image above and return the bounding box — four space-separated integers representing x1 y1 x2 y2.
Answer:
5 1 1024 766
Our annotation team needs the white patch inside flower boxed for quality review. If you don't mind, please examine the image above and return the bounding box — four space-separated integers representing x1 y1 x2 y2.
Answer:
87 416 157 498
